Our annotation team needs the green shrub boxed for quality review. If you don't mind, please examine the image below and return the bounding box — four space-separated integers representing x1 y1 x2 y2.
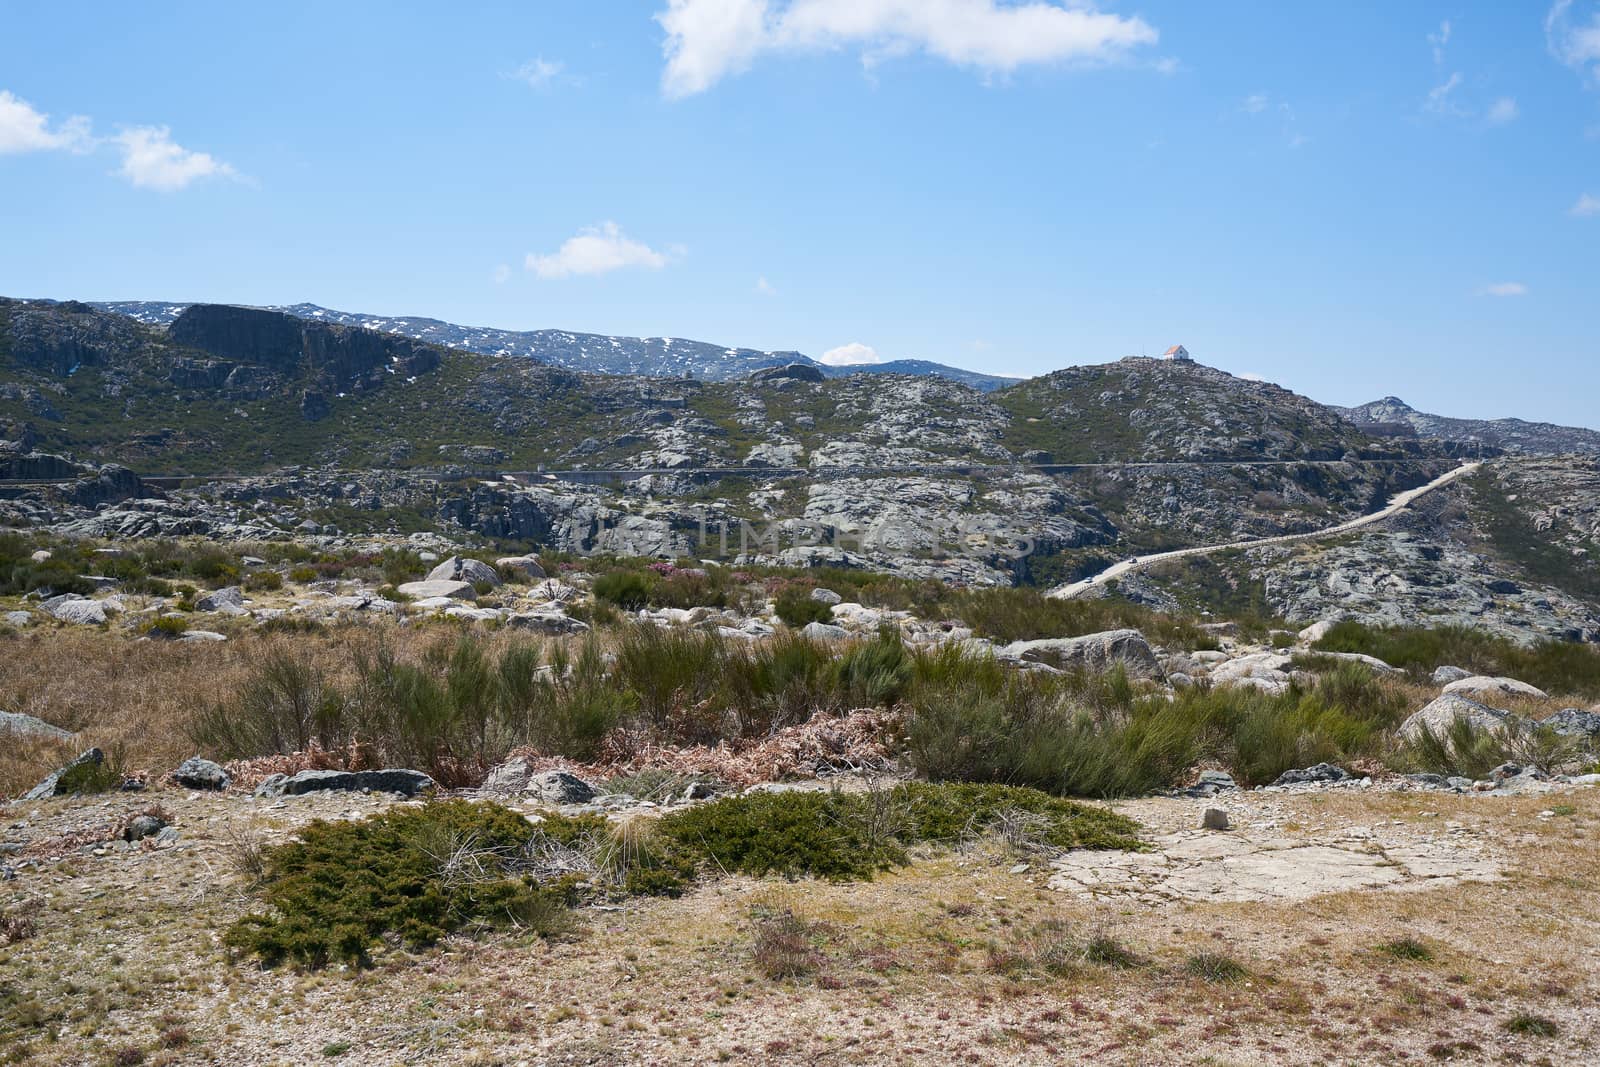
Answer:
1501 1014 1560 1038
1185 951 1250 984
223 801 576 967
1399 717 1516 780
593 570 651 611
655 783 1141 882
188 643 341 758
1375 937 1434 962
244 570 283 592
142 615 190 639
53 756 123 796
287 566 318 584
774 589 834 628
1314 620 1600 700
658 790 900 881
613 625 729 732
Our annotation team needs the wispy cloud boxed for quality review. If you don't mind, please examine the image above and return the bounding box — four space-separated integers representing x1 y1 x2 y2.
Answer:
1546 0 1600 84
1241 93 1269 114
655 0 1160 98
112 126 237 191
1484 96 1520 125
1425 71 1466 115
1428 20 1452 66
0 89 91 154
1481 281 1529 297
755 275 777 296
493 263 513 284
506 57 565 90
818 341 881 366
1572 192 1600 216
526 222 675 280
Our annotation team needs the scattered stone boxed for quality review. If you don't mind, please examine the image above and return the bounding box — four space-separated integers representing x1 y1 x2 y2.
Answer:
1431 665 1472 685
3 610 31 628
427 555 502 588
801 621 850 642
179 630 228 643
1183 770 1237 798
254 768 435 798
480 756 537 795
23 748 105 800
196 586 246 614
1405 773 1450 788
1543 708 1600 738
0 710 74 741
1296 617 1345 644
809 587 842 606
506 611 590 635
122 814 167 842
1272 763 1351 786
529 770 597 805
172 756 230 791
1200 808 1230 831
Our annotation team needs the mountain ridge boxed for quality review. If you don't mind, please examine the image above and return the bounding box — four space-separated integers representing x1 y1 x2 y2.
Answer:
91 300 1022 392
1337 396 1600 454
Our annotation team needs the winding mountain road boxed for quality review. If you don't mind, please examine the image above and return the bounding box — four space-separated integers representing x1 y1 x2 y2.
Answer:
1046 461 1482 600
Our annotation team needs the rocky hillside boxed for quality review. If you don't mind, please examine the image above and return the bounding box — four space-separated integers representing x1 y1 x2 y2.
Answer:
1338 396 1600 455
1115 455 1600 643
1000 359 1413 463
93 300 1021 391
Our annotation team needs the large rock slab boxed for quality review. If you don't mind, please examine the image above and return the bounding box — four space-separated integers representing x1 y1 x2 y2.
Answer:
495 556 546 580
254 768 435 797
0 710 74 741
427 556 502 588
1000 629 1164 680
396 579 477 601
506 611 590 635
1398 693 1521 745
1442 675 1548 700
44 597 107 626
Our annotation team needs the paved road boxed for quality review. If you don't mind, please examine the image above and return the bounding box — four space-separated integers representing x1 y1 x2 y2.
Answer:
1046 461 1483 600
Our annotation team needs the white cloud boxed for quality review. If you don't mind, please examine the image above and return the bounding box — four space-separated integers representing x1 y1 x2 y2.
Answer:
1481 281 1529 297
1241 93 1269 114
755 275 777 295
1425 72 1465 115
493 263 513 284
0 90 91 154
818 341 881 366
508 57 564 89
1572 192 1600 216
526 222 673 279
112 126 237 191
1485 96 1519 125
1428 20 1452 66
1547 0 1600 83
655 0 1160 98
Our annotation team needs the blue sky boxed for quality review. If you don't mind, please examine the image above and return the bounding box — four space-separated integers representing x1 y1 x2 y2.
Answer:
2 1 1598 426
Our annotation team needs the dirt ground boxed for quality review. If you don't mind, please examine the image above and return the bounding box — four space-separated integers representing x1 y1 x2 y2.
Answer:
2 779 1596 1066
